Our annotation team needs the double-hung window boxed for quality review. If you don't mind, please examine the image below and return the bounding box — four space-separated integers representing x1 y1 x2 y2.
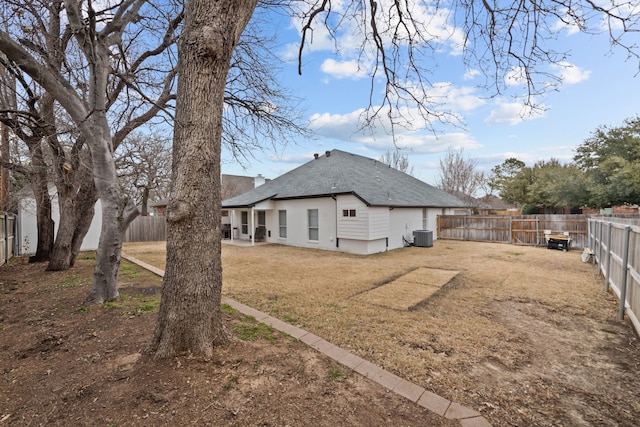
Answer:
308 209 319 241
278 210 287 238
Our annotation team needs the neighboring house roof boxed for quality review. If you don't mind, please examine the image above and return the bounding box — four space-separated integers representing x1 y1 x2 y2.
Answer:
222 149 468 209
149 174 270 210
222 174 269 200
479 194 510 210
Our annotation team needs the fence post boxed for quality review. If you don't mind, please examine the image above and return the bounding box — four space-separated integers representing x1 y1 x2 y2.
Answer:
601 221 606 262
535 215 539 246
4 212 8 264
463 215 467 241
605 222 612 292
509 216 513 244
618 226 631 321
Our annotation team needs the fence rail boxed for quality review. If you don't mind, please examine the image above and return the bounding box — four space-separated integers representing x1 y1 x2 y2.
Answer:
437 214 590 249
124 216 167 242
589 218 640 336
1 212 16 265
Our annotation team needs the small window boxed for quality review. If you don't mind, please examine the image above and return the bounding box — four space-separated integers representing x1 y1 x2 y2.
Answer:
278 210 287 238
308 209 319 241
342 209 356 217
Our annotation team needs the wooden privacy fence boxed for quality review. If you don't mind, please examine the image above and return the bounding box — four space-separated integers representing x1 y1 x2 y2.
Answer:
1 211 16 265
124 216 167 242
437 214 589 249
589 217 640 336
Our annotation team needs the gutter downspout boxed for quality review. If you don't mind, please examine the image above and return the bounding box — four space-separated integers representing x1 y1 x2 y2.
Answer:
332 195 338 248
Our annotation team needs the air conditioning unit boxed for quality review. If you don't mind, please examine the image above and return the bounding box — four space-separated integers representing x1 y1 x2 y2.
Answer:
413 230 433 248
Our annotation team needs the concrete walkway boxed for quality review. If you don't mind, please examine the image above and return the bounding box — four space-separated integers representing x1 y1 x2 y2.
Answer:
122 253 492 427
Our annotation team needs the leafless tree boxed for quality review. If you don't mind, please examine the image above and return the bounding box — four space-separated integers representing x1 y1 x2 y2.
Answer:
0 0 179 302
379 149 414 175
1 0 307 275
437 147 485 204
0 58 56 261
116 132 171 216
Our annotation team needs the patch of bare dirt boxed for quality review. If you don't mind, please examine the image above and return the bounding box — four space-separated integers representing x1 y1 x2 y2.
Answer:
0 256 455 426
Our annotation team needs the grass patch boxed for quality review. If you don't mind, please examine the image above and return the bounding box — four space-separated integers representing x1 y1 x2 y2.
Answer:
328 367 347 382
57 277 85 289
281 314 298 324
103 301 121 309
221 303 239 315
78 251 96 260
119 262 140 279
233 322 277 342
138 301 159 312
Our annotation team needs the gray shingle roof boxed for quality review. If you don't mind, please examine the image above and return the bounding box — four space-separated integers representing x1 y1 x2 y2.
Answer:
222 149 467 208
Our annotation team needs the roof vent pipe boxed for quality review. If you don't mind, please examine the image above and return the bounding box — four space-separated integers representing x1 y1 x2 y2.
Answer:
314 153 319 159
326 150 331 157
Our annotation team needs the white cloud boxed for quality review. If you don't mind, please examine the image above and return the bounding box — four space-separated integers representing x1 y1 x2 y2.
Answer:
551 62 591 85
464 69 481 80
308 106 481 155
320 58 369 79
484 101 547 125
283 1 465 64
505 67 528 87
551 18 582 35
430 82 486 112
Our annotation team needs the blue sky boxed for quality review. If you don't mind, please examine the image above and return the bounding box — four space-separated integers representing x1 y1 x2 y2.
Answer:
220 4 640 189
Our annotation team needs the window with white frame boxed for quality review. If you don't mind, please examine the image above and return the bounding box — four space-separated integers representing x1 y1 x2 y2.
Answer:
308 209 319 241
422 208 428 230
278 210 287 238
342 209 357 217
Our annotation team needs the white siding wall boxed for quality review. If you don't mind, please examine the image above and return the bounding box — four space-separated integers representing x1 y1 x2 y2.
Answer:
368 207 389 240
18 191 102 255
387 207 453 249
230 200 459 255
388 208 422 250
336 195 390 240
268 198 338 251
336 195 368 239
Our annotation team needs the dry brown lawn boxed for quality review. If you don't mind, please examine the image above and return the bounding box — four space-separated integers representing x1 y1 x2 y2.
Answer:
123 239 640 426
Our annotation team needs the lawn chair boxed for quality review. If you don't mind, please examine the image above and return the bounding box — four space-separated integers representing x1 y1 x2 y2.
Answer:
255 226 266 242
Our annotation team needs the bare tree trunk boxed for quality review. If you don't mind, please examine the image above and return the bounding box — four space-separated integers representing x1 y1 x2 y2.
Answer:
150 0 258 358
84 137 138 304
46 154 98 270
28 144 54 262
140 186 149 216
68 192 95 267
46 183 97 270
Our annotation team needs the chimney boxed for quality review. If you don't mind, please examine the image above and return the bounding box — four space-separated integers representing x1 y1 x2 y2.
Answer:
314 153 319 159
325 150 331 157
254 173 265 187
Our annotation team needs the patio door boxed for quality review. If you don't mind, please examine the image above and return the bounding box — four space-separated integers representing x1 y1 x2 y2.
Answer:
241 211 248 234
257 211 266 227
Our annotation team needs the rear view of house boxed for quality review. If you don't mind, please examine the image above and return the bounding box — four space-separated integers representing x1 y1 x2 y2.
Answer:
222 149 468 254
